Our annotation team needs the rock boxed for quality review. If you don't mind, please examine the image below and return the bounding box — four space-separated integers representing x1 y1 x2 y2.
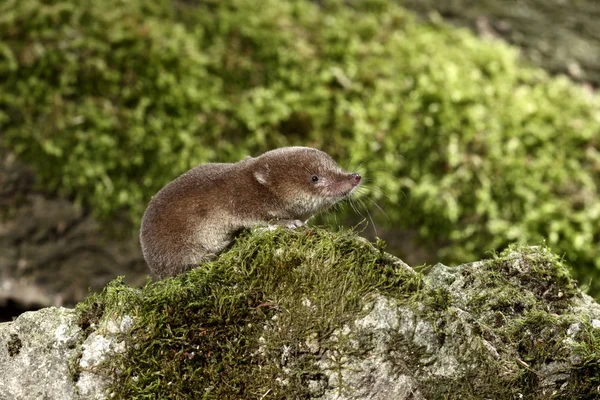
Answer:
402 0 600 86
0 307 132 399
1 229 599 399
0 307 85 399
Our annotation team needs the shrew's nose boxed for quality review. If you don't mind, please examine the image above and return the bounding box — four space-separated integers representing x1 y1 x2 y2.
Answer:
350 173 361 185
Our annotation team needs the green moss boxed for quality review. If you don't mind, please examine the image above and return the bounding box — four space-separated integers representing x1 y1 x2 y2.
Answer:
425 287 452 311
493 245 579 303
411 244 600 399
6 333 22 357
459 244 579 322
77 228 422 398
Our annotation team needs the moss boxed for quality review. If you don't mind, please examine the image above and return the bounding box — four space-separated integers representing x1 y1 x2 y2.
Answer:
425 287 452 311
6 333 22 357
568 320 600 397
411 244 600 399
68 357 82 384
461 244 578 322
491 245 579 306
77 227 422 398
77 299 105 334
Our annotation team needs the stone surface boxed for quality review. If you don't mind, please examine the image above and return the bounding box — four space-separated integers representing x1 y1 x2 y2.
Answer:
0 307 85 399
317 297 426 399
0 307 133 400
401 0 600 86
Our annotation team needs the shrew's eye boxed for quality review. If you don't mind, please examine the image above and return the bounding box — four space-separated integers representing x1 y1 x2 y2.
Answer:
311 175 319 183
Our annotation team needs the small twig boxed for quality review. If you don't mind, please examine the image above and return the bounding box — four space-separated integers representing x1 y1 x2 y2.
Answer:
516 358 542 377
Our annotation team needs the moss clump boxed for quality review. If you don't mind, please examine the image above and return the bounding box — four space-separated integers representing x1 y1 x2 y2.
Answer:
77 228 422 398
464 245 578 319
491 246 580 310
7 333 22 357
419 245 600 399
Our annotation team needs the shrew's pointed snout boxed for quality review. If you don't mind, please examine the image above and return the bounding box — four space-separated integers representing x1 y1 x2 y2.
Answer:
350 173 361 185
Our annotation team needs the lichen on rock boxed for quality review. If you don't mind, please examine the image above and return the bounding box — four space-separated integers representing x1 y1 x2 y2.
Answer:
0 306 133 399
0 307 84 399
2 228 600 399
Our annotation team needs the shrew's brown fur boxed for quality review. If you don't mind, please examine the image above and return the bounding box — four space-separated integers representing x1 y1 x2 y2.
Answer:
140 147 361 278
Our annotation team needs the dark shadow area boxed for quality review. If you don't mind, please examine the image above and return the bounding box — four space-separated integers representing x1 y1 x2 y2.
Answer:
0 299 46 323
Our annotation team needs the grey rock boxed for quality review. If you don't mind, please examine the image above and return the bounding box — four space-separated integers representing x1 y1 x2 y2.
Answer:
402 0 600 86
1 243 599 399
0 307 84 399
0 307 132 400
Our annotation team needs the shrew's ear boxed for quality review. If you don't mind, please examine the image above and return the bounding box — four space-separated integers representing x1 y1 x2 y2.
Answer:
254 163 270 185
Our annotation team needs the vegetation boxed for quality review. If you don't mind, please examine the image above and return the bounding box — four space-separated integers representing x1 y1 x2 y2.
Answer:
2 0 600 293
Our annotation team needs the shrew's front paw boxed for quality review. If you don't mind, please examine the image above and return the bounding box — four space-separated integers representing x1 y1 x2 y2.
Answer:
270 219 306 229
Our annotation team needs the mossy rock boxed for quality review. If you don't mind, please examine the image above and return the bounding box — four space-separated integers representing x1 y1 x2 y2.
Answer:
70 229 600 399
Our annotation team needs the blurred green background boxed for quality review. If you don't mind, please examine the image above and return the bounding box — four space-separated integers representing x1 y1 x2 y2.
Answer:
1 0 599 304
